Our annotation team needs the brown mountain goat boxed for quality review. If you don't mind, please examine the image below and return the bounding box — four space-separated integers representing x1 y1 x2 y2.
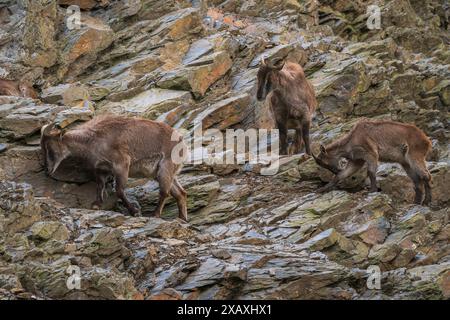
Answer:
256 58 317 155
313 119 432 205
0 78 38 99
41 116 188 221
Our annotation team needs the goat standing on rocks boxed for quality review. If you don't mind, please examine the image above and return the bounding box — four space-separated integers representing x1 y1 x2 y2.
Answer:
313 119 433 205
256 57 317 155
41 115 188 221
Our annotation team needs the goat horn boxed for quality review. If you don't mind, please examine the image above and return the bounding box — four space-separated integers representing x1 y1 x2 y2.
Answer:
260 57 266 66
41 123 53 136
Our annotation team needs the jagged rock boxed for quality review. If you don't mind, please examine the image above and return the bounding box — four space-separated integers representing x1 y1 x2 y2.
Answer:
30 221 69 241
98 88 192 119
58 14 115 80
0 0 449 301
52 103 94 128
126 174 220 218
0 181 41 235
22 0 58 68
158 50 233 97
310 56 371 116
41 83 90 106
18 257 139 299
151 7 203 41
126 218 195 240
0 97 65 140
58 0 110 10
77 227 128 266
378 162 450 205
0 146 42 181
192 93 250 130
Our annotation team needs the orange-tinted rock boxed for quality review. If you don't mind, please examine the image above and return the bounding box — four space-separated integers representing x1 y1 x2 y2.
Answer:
23 0 58 68
59 14 114 79
194 94 251 130
158 51 232 97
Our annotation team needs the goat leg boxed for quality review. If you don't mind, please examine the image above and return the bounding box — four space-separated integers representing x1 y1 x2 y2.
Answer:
114 161 139 216
278 124 288 155
92 172 108 210
302 120 311 155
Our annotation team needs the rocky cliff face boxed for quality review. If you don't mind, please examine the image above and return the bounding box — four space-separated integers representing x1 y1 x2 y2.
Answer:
0 0 449 299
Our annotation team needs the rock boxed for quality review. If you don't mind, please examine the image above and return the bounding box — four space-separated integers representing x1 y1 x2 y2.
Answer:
126 218 195 241
151 8 203 41
300 228 339 251
58 14 115 80
41 83 90 106
58 0 109 10
0 146 42 181
211 249 231 260
310 57 371 116
53 103 94 129
18 257 139 299
126 174 220 218
0 0 449 301
158 51 233 97
77 227 130 268
98 88 192 120
0 98 65 140
192 93 250 130
378 162 450 205
398 206 429 230
22 0 58 68
148 288 183 300
30 221 69 241
0 181 41 235
182 38 214 65
351 217 391 245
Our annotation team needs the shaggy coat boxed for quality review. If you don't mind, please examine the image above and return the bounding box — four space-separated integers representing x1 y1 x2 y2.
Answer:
313 119 432 205
256 59 317 155
41 115 188 220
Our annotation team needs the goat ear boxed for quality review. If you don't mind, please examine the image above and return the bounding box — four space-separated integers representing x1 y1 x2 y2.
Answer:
320 144 326 154
41 123 58 137
260 57 266 67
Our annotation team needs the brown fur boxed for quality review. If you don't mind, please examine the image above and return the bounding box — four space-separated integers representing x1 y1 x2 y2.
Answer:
41 115 188 221
313 119 433 205
0 78 38 99
256 59 317 155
